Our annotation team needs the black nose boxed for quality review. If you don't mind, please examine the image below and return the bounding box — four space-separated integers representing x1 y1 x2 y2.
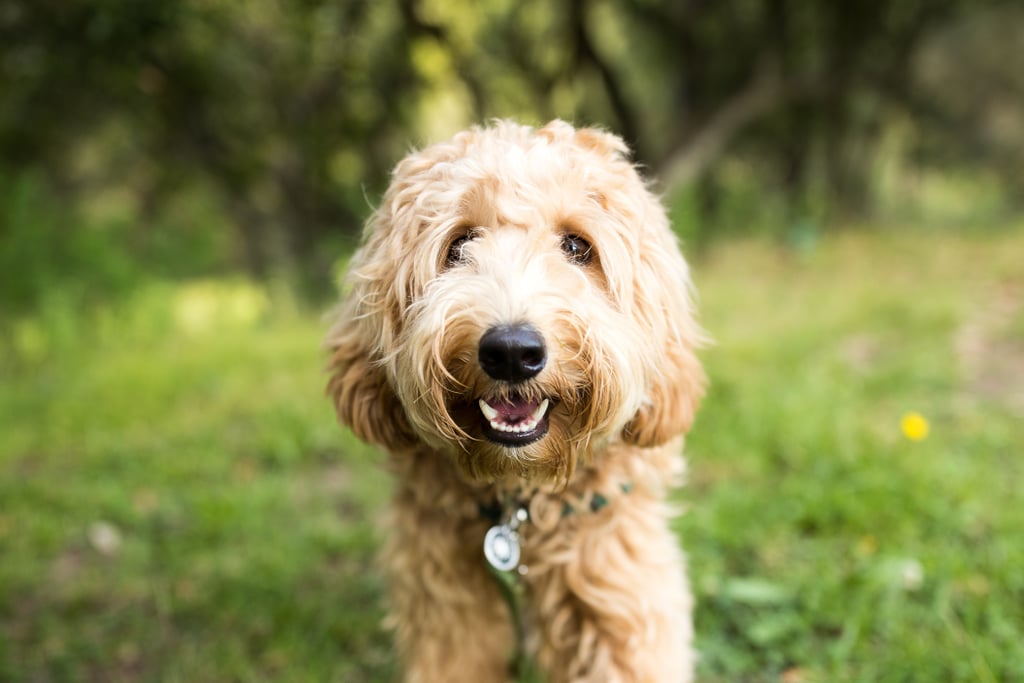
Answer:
478 324 547 382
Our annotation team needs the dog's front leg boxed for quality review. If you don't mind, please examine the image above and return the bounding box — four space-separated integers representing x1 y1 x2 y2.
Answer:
526 497 695 683
382 490 516 683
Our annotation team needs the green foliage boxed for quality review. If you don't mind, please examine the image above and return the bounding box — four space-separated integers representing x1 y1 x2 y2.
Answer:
3 0 1021 285
0 168 239 316
2 229 1023 681
0 171 137 313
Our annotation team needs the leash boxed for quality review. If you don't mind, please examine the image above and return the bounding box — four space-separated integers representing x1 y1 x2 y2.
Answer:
481 491 535 679
479 482 635 679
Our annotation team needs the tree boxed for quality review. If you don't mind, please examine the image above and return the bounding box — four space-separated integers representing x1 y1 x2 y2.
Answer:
0 0 1018 291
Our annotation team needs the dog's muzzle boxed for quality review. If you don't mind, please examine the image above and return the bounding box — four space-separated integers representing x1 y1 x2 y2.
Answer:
477 324 551 446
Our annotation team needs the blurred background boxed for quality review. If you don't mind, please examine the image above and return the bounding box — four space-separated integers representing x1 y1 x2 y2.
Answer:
3 0 1023 305
1 1 1022 682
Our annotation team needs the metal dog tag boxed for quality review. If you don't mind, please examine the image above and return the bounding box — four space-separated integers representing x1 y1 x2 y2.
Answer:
483 524 520 572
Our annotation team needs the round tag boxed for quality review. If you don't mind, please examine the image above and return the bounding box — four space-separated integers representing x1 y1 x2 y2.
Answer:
483 524 520 572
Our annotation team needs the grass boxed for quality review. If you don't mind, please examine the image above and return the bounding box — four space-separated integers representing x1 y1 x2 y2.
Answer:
685 228 1024 681
1 228 1022 682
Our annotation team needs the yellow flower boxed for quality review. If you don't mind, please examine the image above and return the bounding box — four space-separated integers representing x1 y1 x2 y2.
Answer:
901 412 930 441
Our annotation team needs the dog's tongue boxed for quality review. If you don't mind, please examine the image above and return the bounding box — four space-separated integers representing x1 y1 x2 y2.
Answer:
492 397 539 423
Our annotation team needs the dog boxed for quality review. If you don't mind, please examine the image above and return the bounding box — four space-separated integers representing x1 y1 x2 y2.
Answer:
326 120 705 682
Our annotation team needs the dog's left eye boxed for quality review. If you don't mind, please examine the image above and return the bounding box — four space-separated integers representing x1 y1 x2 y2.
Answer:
446 234 474 267
560 234 593 265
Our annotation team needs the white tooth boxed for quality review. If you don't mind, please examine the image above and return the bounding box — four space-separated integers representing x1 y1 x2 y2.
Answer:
479 399 498 421
482 398 548 435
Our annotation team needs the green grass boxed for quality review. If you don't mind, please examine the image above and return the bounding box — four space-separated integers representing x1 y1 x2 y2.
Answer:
685 228 1024 682
1 229 1022 682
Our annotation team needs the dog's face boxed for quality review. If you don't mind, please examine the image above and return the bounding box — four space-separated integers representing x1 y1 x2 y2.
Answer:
328 121 704 485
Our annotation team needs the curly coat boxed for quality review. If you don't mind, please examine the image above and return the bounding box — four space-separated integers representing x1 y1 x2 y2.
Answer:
327 120 705 682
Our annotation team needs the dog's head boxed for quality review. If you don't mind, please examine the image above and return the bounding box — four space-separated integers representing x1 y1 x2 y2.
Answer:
327 120 705 485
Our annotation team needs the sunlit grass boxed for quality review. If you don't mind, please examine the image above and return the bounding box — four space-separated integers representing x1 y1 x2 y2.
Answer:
0 281 394 682
1 227 1022 681
684 228 1024 682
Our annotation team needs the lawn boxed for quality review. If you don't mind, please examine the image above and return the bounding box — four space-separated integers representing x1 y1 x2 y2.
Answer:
1 228 1022 682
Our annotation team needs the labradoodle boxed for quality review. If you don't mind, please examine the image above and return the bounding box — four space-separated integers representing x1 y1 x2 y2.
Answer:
326 120 705 682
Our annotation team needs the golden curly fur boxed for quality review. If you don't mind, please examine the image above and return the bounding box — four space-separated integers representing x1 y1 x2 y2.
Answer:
326 120 706 682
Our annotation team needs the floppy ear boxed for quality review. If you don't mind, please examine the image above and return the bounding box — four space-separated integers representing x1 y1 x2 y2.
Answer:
621 192 707 448
326 312 416 452
622 340 705 447
326 133 469 452
325 211 418 452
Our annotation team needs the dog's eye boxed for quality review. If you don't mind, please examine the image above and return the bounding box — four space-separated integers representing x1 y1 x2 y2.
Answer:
560 234 593 265
446 233 474 267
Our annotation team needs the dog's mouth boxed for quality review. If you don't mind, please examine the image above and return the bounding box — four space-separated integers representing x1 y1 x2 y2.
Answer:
478 395 552 447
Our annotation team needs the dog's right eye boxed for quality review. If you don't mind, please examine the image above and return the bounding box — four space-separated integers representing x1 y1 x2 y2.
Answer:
445 234 473 267
561 234 593 265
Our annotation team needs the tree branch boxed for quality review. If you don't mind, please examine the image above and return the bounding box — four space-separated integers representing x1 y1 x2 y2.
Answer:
569 0 641 156
658 60 825 191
